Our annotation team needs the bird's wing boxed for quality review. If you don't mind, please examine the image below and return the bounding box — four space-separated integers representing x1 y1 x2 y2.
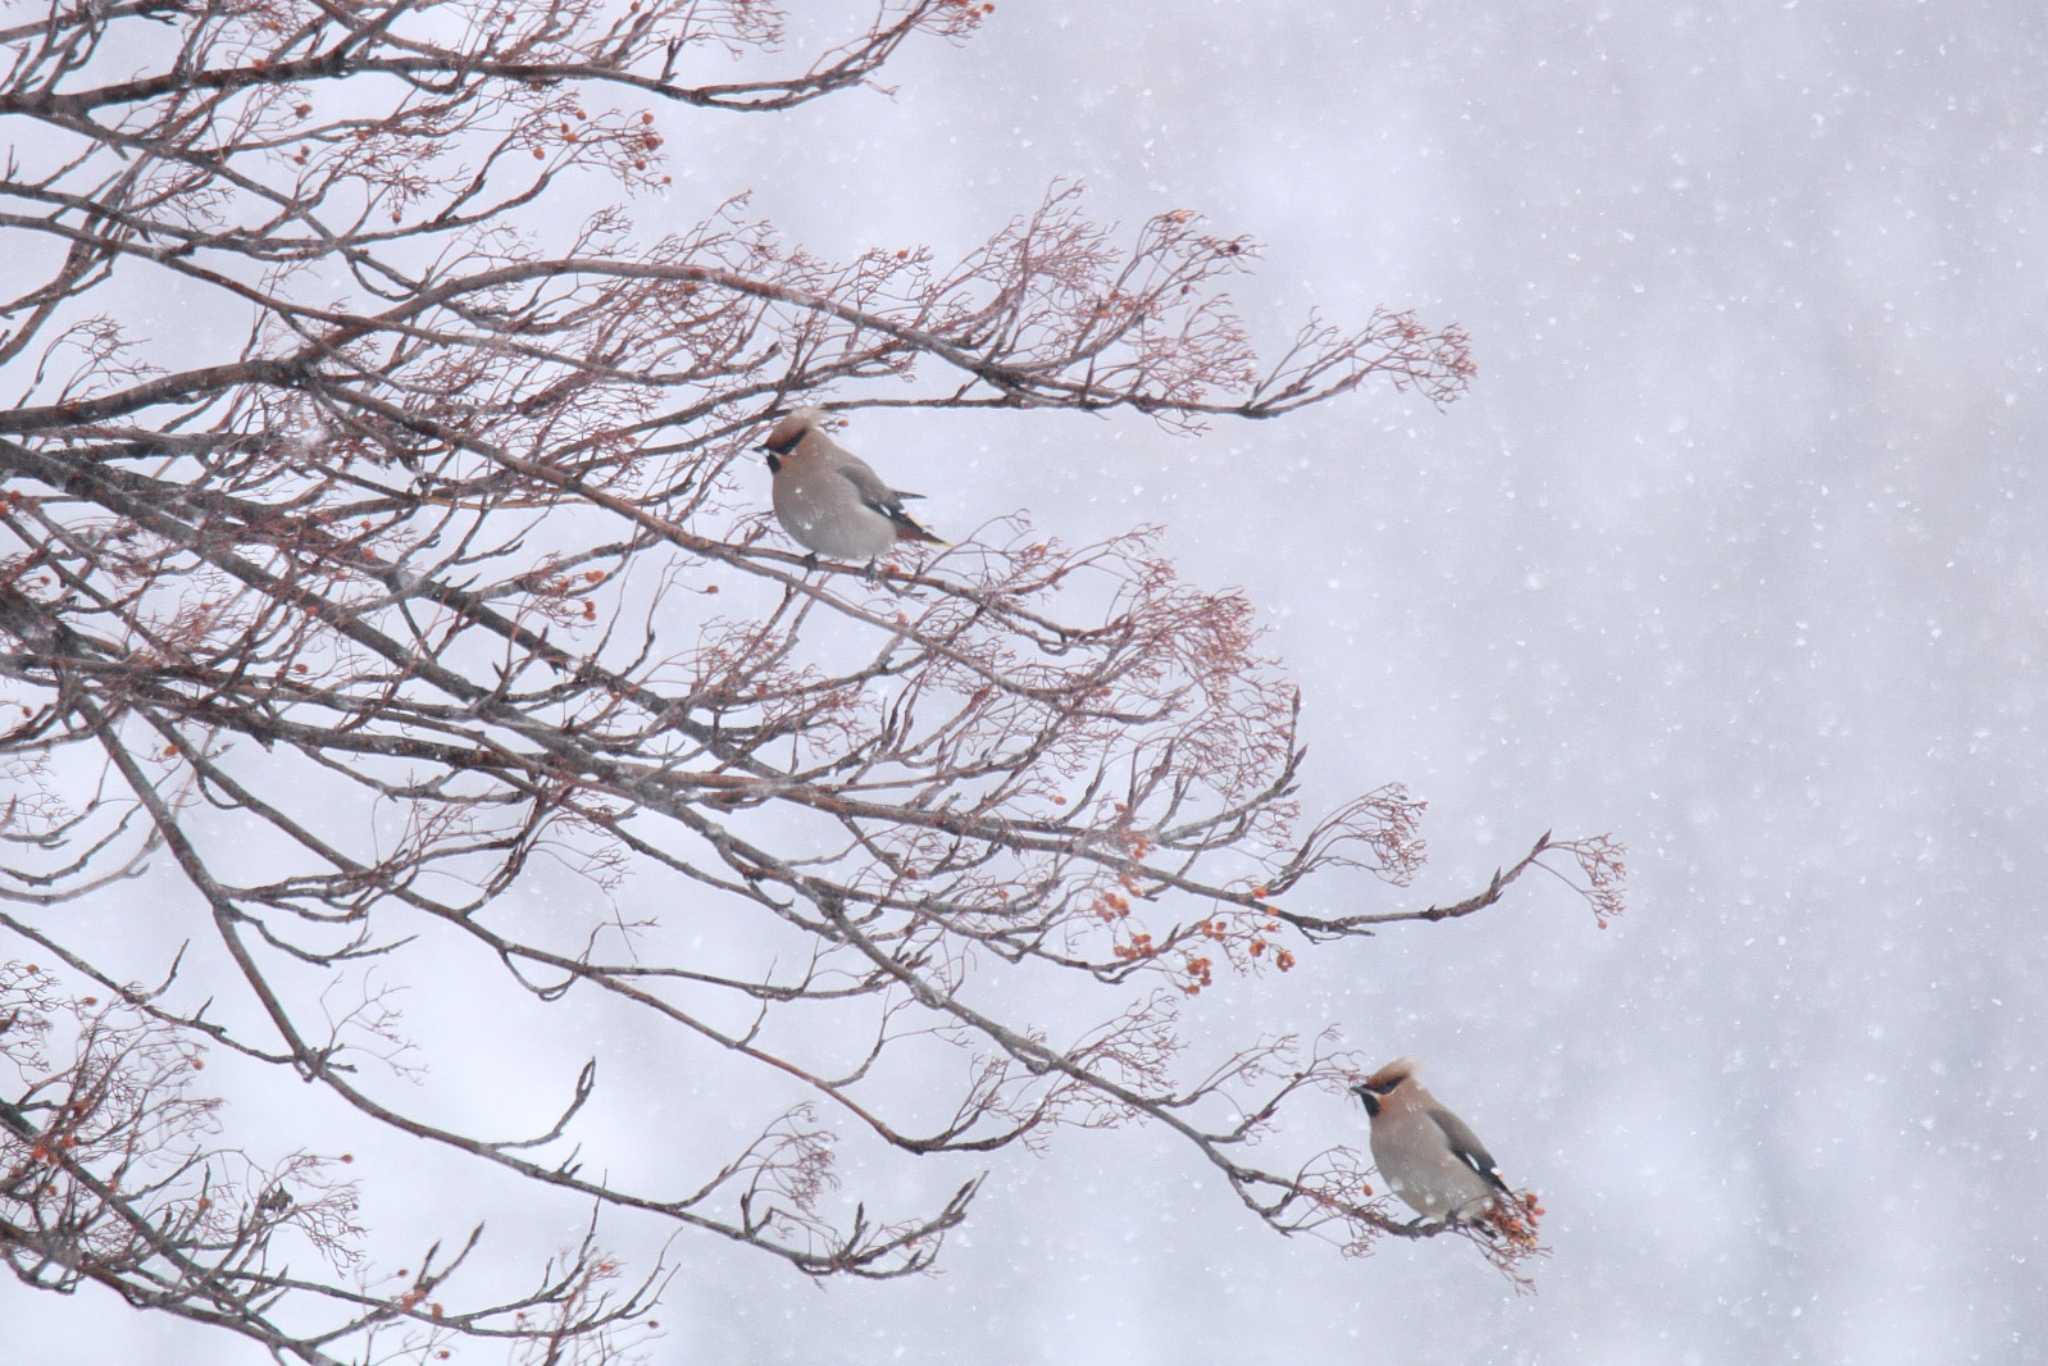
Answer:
835 462 944 543
833 461 909 515
1427 1106 1512 1194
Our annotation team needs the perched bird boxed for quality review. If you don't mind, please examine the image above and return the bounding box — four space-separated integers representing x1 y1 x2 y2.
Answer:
1351 1058 1514 1226
757 408 944 569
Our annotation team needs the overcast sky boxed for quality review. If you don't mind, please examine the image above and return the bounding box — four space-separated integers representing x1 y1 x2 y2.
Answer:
9 3 2046 1362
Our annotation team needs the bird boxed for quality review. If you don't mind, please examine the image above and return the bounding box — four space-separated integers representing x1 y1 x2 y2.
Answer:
757 408 944 571
1351 1058 1518 1228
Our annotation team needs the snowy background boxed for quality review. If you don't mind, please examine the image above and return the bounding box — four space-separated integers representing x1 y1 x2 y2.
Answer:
10 2 2047 1361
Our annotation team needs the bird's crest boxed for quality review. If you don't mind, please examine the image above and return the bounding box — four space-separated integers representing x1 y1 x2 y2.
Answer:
1364 1057 1418 1090
760 406 826 455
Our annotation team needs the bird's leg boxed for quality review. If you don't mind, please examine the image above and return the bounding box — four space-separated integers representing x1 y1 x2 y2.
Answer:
862 558 879 584
1442 1211 1500 1241
802 551 820 573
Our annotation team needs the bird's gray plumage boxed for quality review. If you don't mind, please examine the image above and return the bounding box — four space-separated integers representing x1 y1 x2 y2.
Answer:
1426 1105 1511 1196
758 409 943 563
1352 1058 1513 1223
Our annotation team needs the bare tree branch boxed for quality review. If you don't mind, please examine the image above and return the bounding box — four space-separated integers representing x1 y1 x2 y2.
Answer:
1 0 1621 1356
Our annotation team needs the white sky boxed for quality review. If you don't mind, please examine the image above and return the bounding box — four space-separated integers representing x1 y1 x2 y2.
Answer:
6 3 2045 1362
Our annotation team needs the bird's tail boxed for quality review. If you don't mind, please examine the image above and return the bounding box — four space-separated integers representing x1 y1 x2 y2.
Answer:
889 511 947 546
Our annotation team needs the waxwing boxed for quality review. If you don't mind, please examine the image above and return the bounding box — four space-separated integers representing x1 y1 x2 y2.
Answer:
757 408 944 567
1351 1058 1514 1225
